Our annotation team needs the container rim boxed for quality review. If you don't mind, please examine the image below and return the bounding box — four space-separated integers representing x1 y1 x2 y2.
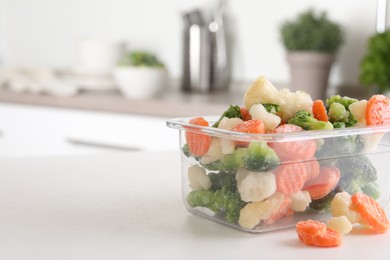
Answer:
166 116 390 142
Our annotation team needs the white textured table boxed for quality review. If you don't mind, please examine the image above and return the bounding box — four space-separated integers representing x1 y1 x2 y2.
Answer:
0 151 389 260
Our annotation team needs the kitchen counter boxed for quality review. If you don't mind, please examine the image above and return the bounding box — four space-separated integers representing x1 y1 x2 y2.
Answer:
0 87 244 117
0 151 389 260
0 81 370 118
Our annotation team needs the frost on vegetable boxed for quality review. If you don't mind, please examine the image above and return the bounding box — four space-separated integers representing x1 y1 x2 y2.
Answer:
188 165 211 190
236 168 276 202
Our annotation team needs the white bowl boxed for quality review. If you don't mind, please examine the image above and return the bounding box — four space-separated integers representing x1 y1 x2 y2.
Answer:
113 67 168 99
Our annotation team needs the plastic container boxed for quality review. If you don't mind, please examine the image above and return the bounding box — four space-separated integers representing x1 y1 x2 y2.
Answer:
167 116 390 233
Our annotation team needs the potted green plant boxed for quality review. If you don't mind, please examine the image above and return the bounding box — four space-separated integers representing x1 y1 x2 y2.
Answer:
359 30 390 96
280 9 344 99
113 51 168 99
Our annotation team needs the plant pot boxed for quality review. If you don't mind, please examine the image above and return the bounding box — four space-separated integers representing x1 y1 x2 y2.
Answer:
113 67 168 99
287 52 335 100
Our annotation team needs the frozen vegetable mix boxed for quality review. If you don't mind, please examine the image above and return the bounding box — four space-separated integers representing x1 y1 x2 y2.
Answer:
170 75 390 232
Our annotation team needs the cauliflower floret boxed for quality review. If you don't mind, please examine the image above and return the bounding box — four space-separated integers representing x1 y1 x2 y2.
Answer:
326 216 353 235
330 192 361 224
291 190 312 212
243 76 313 122
238 199 275 229
236 168 276 202
218 117 243 154
188 165 211 190
200 137 223 164
249 104 281 131
279 89 313 121
244 76 281 109
349 100 367 126
238 192 288 228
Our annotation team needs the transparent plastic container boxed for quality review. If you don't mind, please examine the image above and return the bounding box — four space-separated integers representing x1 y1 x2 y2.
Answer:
167 116 390 233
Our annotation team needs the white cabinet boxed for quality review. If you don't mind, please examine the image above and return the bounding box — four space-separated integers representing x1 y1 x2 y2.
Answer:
0 104 179 157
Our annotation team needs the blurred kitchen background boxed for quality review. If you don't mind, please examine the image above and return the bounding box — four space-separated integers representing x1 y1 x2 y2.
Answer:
0 0 389 157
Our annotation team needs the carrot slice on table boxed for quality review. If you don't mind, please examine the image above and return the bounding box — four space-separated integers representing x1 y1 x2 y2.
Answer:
296 220 342 247
232 119 265 146
296 220 326 237
268 124 316 161
351 192 390 233
303 167 340 200
240 107 252 121
366 95 390 126
275 162 307 196
185 117 212 157
313 100 329 122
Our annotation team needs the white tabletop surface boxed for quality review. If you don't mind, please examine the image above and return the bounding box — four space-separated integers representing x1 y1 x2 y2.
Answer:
0 151 389 260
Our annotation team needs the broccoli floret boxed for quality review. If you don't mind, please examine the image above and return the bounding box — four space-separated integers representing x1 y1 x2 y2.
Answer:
182 144 190 157
245 142 280 171
316 135 364 159
328 103 357 127
187 173 246 223
326 95 358 110
287 110 334 131
332 121 346 128
336 155 377 194
329 103 349 122
187 190 219 211
209 172 237 192
182 144 201 160
309 187 342 211
201 148 247 173
212 105 242 127
362 182 381 200
262 103 281 114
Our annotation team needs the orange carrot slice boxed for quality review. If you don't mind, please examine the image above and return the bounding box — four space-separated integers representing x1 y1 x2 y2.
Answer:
303 167 340 200
296 220 342 247
313 100 329 122
185 117 212 157
351 192 390 233
232 119 265 134
269 124 316 161
366 95 390 126
240 107 252 121
232 119 265 146
296 220 326 237
275 163 307 196
303 158 320 181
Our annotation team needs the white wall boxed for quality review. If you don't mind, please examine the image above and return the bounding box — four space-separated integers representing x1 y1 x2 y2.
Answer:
0 0 383 87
